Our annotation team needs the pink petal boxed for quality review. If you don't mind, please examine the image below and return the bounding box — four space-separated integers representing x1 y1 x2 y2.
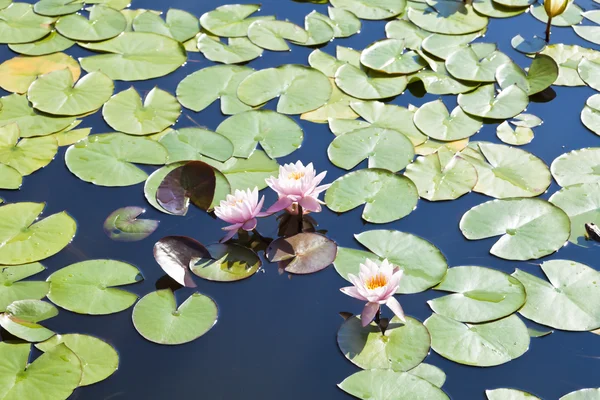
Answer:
266 196 294 213
298 196 321 212
253 195 265 216
222 223 244 231
361 302 380 327
242 218 257 231
385 296 406 322
340 286 367 301
220 228 239 243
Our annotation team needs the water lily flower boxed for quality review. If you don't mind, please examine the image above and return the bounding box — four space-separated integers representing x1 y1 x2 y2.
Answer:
340 258 405 327
544 0 568 42
265 161 330 214
214 187 267 242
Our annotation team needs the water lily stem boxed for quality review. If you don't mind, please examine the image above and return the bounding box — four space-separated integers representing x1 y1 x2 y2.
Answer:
297 204 304 233
545 18 552 42
375 308 383 334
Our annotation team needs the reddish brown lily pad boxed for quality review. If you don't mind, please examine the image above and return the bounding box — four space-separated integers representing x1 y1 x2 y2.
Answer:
266 232 337 274
153 236 211 287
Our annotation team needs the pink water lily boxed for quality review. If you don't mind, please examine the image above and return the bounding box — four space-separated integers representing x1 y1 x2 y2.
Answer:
340 258 406 327
214 187 268 242
265 161 330 214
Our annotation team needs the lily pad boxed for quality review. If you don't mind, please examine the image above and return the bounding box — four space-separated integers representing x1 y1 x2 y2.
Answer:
79 32 187 81
36 334 118 386
325 169 418 224
414 99 482 141
0 123 58 175
329 0 406 19
446 44 510 82
550 147 600 187
65 133 168 187
192 243 261 282
55 5 126 41
247 20 307 51
216 110 303 159
472 0 527 18
33 0 83 16
8 30 75 56
102 87 180 135
407 364 446 388
202 150 279 192
550 182 600 246
541 44 600 87
511 34 546 54
176 65 253 115
0 164 21 189
0 53 80 94
301 79 359 123
103 206 159 242
0 202 76 265
338 316 431 371
385 20 430 50
428 266 526 323
319 7 361 38
0 263 48 312
511 113 542 128
421 31 482 60
530 1 583 26
50 123 91 146
295 12 335 46
360 39 427 75
132 289 218 345
200 4 271 37
425 313 529 366
47 259 142 315
458 84 528 119
132 9 199 42
0 3 54 44
578 58 600 91
266 233 337 274
154 236 211 287
0 94 75 137
335 63 407 100
28 70 113 116
197 35 263 64
408 58 479 95
496 121 534 146
159 128 233 163
460 198 570 260
408 0 488 35
0 299 57 342
561 389 600 400
582 94 600 136
486 389 540 400
513 260 600 331
496 55 558 95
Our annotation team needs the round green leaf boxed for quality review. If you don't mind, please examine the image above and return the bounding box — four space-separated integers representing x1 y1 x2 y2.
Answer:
49 124 90 147
133 289 217 345
197 35 263 64
409 56 479 95
132 9 199 42
300 78 359 123
0 124 58 175
421 31 482 60
216 110 303 159
446 44 510 82
561 389 600 400
266 233 337 275
55 5 126 41
176 65 254 114
360 39 426 74
330 0 406 19
247 20 307 51
428 266 526 323
511 113 543 128
79 32 187 81
578 58 600 91
407 364 446 388
541 44 600 86
0 164 21 189
8 30 75 56
36 334 118 386
487 389 541 400
496 121 534 145
192 243 261 282
297 13 334 46
33 0 82 16
472 0 527 18
47 259 142 315
202 150 278 192
551 147 600 187
460 198 570 260
325 7 361 38
511 34 545 54
550 182 600 246
0 94 75 137
458 84 528 119
493 0 534 7
0 3 54 44
103 206 159 242
0 299 57 342
199 4 269 37
102 87 180 135
325 169 418 224
0 263 49 312
573 11 600 46
385 20 430 50
408 0 488 35
308 48 347 77
530 1 583 26
28 70 114 116
414 99 482 141
582 94 600 136
0 202 76 265
338 316 430 371
513 260 600 331
425 313 530 366
496 55 558 95
335 63 407 100
159 128 233 163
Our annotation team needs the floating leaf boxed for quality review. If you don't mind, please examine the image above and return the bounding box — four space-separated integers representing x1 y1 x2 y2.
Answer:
200 4 271 37
192 243 261 282
550 147 600 187
408 59 479 95
385 20 430 50
80 32 187 81
511 34 546 54
325 169 418 224
197 34 263 64
407 364 446 389
582 94 600 136
55 5 126 41
0 53 79 94
247 20 307 51
414 99 482 141
578 58 600 91
65 133 167 187
425 313 529 366
458 84 528 119
560 389 600 400
132 289 217 345
102 87 180 135
33 0 83 16
0 94 75 137
408 0 488 35
337 316 430 371
0 3 54 44
486 389 541 400
0 164 21 189
154 236 211 287
530 1 583 26
511 113 542 128
335 63 407 100
50 123 91 146
132 9 199 42
266 233 337 274
159 128 233 163
0 263 48 312
0 123 58 175
421 31 482 60
156 161 217 215
540 43 600 86
103 206 159 242
203 150 278 192
300 78 360 123
446 44 510 82
36 334 118 386
28 70 113 116
47 259 142 315
360 39 426 74
472 0 527 18
320 6 361 38
308 48 348 77
496 121 534 146
296 12 335 46
330 0 406 19
0 299 57 342
496 55 558 95
552 182 600 247
460 198 570 260
8 30 75 56
0 202 76 265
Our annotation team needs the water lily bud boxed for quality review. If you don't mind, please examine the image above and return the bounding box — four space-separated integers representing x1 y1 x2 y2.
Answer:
544 0 568 18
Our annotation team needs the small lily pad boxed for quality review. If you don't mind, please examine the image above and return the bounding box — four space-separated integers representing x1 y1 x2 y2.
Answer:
132 9 199 42
0 123 58 175
550 147 600 187
421 31 482 60
496 121 534 146
197 35 263 64
247 20 307 51
458 84 529 119
360 39 427 75
55 5 126 41
385 20 430 50
192 243 261 282
0 53 80 94
0 3 54 44
414 99 482 141
550 182 600 246
335 63 407 100
486 389 541 400
103 206 159 242
495 55 559 95
200 4 271 37
0 299 57 342
582 94 600 136
33 0 83 17
0 263 48 312
446 44 510 82
511 34 545 54
330 0 406 19
266 233 337 274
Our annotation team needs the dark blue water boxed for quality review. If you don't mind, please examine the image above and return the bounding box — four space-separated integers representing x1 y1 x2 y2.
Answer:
2 0 600 398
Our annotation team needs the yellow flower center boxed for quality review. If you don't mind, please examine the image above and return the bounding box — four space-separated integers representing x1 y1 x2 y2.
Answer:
365 273 388 290
228 198 245 206
287 171 305 180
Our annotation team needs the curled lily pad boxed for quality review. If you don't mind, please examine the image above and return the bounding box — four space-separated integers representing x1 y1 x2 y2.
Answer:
102 87 180 135
0 53 80 94
550 147 600 187
0 299 57 342
496 55 558 95
421 31 482 60
446 44 510 82
154 236 210 287
458 84 528 119
0 263 48 312
550 182 600 246
197 35 263 64
36 334 118 386
47 259 142 315
0 3 54 44
159 128 233 163
330 0 406 19
247 20 307 51
156 161 217 215
513 260 600 331
408 0 488 35
132 9 199 42
460 198 570 260
496 121 534 146
335 63 407 100
425 313 530 367
200 4 271 37
486 389 540 400
132 289 218 345
337 316 431 371
0 202 76 265
530 1 583 26
414 99 482 141
103 206 159 242
360 39 426 75
540 44 600 86
0 123 58 175
0 94 75 137
27 70 114 116
325 169 418 224
8 30 75 56
582 94 600 136
55 5 126 41
266 233 337 274
511 113 542 128
511 34 545 54
192 244 261 282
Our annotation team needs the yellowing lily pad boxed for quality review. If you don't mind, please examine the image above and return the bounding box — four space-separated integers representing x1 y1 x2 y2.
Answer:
0 53 79 94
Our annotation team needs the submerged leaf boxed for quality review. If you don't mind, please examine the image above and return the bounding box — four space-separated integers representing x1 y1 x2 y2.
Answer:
103 206 159 242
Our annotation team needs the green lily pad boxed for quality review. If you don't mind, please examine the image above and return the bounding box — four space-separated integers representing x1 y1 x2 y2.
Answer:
407 363 446 388
513 260 600 331
33 0 83 16
8 30 75 56
472 0 527 18
176 65 254 114
300 79 359 123
541 44 600 86
335 230 448 294
338 316 430 371
511 113 543 128
385 20 430 50
329 0 406 19
460 198 570 260
132 9 199 42
132 289 217 345
159 128 233 163
496 121 534 145
237 64 332 114
28 70 113 116
36 334 118 386
578 58 600 91
573 11 600 46
511 34 546 54
318 7 361 38
84 0 129 10
102 87 180 135
103 206 159 242
486 389 540 400
408 0 488 35
50 121 91 146
458 84 528 119
550 147 600 187
530 1 583 26
421 31 482 60
47 259 142 315
459 142 551 198
0 3 54 44
339 369 449 400
0 123 58 175
550 182 600 246
216 110 302 159
496 55 558 95
199 4 272 37
202 150 278 192
247 20 307 51
0 164 21 189
65 132 168 187
428 266 526 323
0 202 76 265
295 12 334 46
192 243 261 282
446 44 510 82
0 263 48 312
404 150 478 201
308 48 348 77
561 389 600 399
335 63 407 100
425 313 530 366
80 32 187 81
55 5 126 41
582 94 600 136
0 343 81 399
0 94 75 137
414 99 482 141
0 299 57 342
409 54 480 95
360 39 427 74
197 35 263 64
325 169 418 224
